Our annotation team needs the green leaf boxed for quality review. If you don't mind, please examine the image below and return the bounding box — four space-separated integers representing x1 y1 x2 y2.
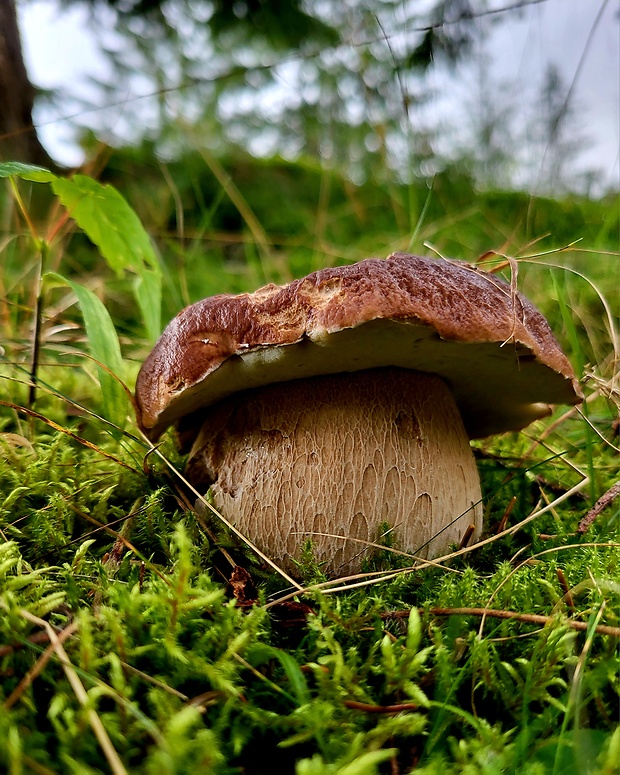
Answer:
51 175 162 342
72 539 97 570
52 175 158 274
134 268 163 345
270 647 311 706
247 644 311 706
46 272 128 430
0 161 57 183
1 167 162 341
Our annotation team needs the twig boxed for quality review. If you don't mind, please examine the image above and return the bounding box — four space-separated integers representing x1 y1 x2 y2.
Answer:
556 568 575 611
578 482 620 534
478 542 617 638
0 628 56 658
0 400 139 473
265 477 592 608
458 523 476 550
118 660 189 701
496 496 517 534
289 530 463 574
66 502 171 586
3 622 79 709
382 607 620 638
13 610 127 775
175 485 237 570
344 699 419 714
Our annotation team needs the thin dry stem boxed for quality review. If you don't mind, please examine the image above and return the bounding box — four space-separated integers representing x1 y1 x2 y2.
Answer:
119 660 189 701
496 496 517 534
182 492 237 570
343 699 420 713
383 606 620 638
190 139 278 273
521 433 587 480
575 407 620 454
232 652 294 699
578 482 620 534
478 541 620 638
3 621 79 709
288 530 464 574
523 388 603 458
266 477 592 606
66 503 171 586
0 400 139 473
519 258 619 368
14 609 127 775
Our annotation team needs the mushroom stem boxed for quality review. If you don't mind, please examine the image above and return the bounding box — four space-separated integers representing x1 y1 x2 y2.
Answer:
185 368 483 577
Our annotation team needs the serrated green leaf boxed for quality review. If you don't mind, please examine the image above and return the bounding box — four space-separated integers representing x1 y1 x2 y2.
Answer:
51 175 162 341
51 175 158 274
0 161 57 182
46 272 128 430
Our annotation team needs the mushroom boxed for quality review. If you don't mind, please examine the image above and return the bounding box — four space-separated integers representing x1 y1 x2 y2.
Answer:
135 253 581 576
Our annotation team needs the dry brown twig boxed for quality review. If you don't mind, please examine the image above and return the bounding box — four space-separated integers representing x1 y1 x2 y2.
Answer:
578 482 620 534
3 621 79 709
343 699 420 714
382 607 620 638
477 541 620 639
3 608 127 775
0 627 56 658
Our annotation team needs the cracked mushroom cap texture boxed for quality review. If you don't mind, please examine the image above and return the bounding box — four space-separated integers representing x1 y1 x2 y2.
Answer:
135 252 581 441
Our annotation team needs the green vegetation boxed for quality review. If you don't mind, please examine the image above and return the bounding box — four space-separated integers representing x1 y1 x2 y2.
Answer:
0 151 619 774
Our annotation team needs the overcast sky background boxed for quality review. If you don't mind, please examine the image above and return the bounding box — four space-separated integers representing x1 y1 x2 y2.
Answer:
18 0 620 192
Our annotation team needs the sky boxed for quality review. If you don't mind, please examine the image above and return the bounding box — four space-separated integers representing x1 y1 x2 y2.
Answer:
18 0 620 192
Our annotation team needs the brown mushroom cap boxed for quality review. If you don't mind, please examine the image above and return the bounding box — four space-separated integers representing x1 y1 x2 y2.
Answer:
135 253 582 441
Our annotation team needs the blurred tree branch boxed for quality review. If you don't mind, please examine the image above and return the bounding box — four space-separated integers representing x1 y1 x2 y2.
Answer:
0 0 557 174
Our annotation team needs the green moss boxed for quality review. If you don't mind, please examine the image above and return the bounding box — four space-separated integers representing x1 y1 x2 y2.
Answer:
1 154 618 771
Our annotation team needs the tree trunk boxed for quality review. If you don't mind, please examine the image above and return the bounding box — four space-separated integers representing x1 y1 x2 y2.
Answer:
0 0 55 166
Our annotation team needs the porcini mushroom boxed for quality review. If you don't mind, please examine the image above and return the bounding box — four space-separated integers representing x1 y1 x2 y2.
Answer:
135 253 581 576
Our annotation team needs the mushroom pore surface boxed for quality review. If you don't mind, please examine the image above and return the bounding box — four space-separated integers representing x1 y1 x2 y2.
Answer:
186 367 483 576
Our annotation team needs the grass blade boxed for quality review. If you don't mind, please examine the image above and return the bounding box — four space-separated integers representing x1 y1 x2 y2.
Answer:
45 273 128 430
